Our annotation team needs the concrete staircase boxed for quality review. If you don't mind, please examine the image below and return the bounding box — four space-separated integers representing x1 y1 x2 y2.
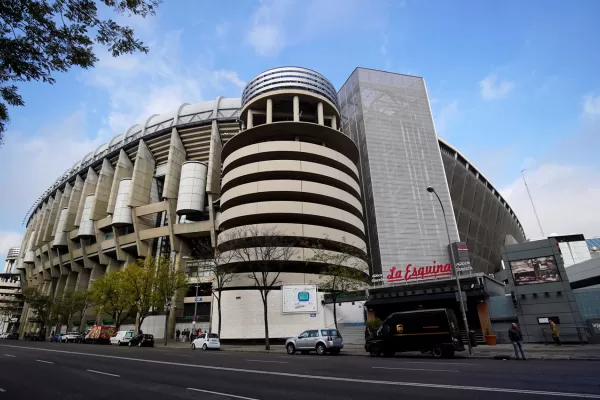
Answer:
338 324 366 345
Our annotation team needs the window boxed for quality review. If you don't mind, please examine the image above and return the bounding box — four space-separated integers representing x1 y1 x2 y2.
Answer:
320 330 329 337
308 330 319 338
126 332 134 337
298 331 309 338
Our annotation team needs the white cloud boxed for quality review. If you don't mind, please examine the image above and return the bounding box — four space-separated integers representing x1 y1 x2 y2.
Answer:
0 109 108 242
434 100 459 136
500 164 600 239
583 94 600 116
86 29 244 134
246 1 286 57
245 0 387 57
213 70 246 89
480 74 515 101
500 94 600 240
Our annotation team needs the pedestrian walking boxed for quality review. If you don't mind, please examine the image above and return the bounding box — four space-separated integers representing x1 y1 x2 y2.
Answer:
175 329 180 342
550 320 561 346
508 323 526 360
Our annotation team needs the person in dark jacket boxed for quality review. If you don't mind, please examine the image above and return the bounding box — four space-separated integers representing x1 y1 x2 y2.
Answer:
508 323 526 360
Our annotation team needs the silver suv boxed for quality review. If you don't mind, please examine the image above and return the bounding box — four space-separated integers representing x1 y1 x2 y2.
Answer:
285 329 344 355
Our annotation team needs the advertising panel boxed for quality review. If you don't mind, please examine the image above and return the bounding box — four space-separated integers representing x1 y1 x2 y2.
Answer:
510 256 561 285
282 285 318 314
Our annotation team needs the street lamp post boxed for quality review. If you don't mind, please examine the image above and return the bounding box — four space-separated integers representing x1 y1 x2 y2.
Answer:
426 186 473 355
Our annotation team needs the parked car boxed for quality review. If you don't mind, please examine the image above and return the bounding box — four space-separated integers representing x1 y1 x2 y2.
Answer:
61 332 83 343
365 308 465 359
0 333 7 339
50 333 63 342
110 330 135 346
7 332 18 340
191 333 220 351
128 334 154 347
285 329 344 355
23 332 42 341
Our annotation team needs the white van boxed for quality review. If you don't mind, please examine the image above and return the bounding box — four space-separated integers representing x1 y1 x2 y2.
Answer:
110 330 135 346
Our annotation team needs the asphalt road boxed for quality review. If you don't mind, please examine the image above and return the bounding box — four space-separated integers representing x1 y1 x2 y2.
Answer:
1 341 600 399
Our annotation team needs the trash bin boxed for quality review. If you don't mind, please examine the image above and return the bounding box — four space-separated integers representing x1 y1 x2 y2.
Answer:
468 330 478 347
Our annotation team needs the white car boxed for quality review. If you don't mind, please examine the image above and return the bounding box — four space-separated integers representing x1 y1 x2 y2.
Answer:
191 333 220 351
61 332 82 343
110 330 135 346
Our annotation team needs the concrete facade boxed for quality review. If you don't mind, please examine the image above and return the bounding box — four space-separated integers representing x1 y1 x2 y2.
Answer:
16 66 526 341
501 239 584 343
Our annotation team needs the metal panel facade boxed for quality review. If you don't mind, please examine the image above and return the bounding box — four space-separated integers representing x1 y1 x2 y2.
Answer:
339 68 459 279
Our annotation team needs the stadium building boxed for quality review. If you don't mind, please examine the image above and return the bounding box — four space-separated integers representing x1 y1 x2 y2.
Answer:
15 67 526 340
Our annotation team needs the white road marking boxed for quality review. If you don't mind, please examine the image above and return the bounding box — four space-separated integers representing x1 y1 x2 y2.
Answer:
3 354 15 358
0 388 5 392
373 366 459 373
2 345 599 399
36 360 54 364
245 359 288 364
86 369 120 378
187 388 259 400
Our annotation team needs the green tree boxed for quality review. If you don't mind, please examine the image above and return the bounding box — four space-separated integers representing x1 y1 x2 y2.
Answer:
154 256 188 346
309 238 369 330
122 256 163 333
22 287 53 336
90 270 132 330
0 0 161 144
226 225 295 350
73 290 94 330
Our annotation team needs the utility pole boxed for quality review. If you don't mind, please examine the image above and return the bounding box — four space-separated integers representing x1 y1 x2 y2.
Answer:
521 169 545 238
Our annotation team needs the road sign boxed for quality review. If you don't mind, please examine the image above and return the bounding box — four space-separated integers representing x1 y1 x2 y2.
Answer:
195 297 203 303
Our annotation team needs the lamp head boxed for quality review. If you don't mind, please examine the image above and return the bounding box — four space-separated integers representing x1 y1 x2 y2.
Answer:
426 186 435 193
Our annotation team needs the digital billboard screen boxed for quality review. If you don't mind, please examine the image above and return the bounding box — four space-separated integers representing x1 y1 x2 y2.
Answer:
510 256 561 286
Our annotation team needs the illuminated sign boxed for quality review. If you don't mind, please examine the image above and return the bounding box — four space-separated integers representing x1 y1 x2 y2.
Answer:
387 262 452 283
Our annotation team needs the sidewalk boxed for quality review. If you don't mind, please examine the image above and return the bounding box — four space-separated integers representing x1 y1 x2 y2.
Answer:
162 341 600 360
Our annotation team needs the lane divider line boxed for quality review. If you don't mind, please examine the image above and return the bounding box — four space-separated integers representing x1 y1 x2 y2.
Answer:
0 388 5 392
2 345 599 399
245 359 288 364
36 360 54 364
373 366 459 373
187 388 259 399
403 361 477 366
3 354 15 358
87 369 120 378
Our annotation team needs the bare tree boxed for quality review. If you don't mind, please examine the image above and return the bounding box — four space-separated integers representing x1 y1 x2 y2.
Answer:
226 225 295 350
308 237 369 330
192 240 236 337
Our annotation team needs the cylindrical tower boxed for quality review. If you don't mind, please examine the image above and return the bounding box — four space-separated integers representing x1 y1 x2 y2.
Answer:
217 67 369 338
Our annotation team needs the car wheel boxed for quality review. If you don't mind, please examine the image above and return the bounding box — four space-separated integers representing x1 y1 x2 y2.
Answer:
192 343 196 350
369 345 381 357
286 343 296 355
432 346 443 359
202 344 208 351
316 343 326 356
117 341 121 346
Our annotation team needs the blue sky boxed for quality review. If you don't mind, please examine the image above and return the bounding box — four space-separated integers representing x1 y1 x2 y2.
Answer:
1 0 600 265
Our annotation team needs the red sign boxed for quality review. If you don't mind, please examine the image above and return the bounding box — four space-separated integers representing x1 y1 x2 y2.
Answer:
387 262 452 283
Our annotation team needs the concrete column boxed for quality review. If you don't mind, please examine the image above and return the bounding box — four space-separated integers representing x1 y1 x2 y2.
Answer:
266 98 273 124
247 110 254 129
91 159 115 220
293 96 300 121
75 168 99 227
317 102 324 125
162 128 187 200
128 140 156 207
107 150 133 214
167 251 184 341
331 115 337 130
